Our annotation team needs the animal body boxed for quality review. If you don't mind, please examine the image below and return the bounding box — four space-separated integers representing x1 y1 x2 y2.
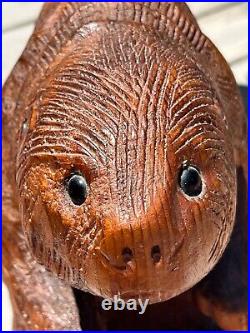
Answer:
2 2 247 330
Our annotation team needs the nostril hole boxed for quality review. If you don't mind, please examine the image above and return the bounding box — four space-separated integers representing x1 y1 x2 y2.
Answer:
151 245 161 263
122 247 133 263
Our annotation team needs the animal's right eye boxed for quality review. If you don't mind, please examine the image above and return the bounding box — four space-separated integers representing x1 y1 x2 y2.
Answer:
66 173 88 205
179 164 202 197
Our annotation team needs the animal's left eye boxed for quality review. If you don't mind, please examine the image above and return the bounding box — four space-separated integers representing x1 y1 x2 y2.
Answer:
179 164 202 197
66 173 88 205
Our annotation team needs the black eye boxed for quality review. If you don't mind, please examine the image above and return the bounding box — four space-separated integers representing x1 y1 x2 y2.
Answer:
179 165 202 197
66 174 88 205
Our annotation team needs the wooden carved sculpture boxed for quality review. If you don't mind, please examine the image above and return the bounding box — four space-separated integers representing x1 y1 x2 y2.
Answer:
2 2 247 330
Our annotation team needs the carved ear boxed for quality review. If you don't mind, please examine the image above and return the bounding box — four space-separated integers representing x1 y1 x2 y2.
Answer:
194 166 248 330
197 30 247 169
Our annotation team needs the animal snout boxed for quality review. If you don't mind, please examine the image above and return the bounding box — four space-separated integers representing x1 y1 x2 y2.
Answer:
89 219 186 302
98 225 163 271
120 245 162 265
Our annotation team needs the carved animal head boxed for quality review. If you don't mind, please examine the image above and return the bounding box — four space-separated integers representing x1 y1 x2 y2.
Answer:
16 3 240 303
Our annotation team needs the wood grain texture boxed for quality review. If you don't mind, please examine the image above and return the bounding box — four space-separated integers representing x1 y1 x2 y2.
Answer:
2 2 247 84
2 2 248 330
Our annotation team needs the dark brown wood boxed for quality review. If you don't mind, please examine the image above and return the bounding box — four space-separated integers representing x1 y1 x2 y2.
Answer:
2 2 247 330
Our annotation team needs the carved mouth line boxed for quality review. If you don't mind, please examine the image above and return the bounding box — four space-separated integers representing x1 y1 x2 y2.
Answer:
99 248 127 271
